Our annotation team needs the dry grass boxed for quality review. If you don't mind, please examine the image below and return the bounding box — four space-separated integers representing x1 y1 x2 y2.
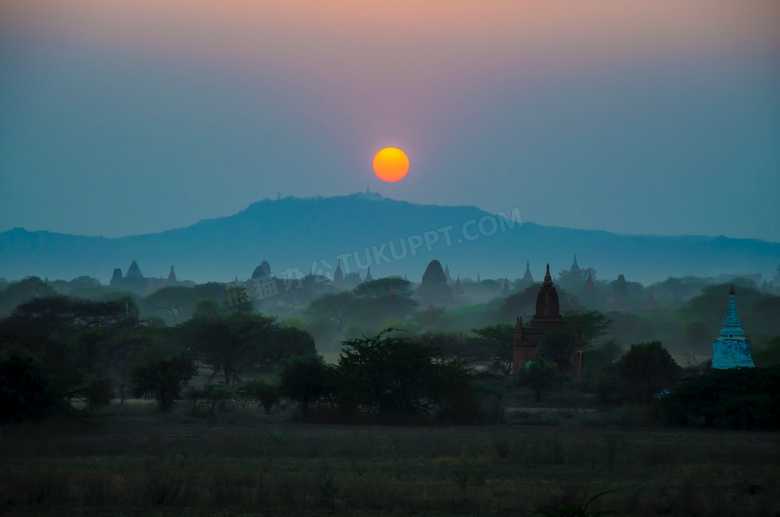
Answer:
1 404 779 516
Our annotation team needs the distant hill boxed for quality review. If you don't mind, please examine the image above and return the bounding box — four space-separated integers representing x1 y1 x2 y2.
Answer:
1 194 778 285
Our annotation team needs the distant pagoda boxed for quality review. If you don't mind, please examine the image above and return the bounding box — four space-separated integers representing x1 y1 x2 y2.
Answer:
711 286 755 369
512 264 584 375
333 261 344 285
570 255 580 272
522 262 534 283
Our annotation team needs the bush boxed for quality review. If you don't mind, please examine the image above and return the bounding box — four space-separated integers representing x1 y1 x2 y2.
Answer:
518 357 559 401
279 356 335 415
661 366 780 429
238 379 280 414
336 331 474 418
616 342 680 403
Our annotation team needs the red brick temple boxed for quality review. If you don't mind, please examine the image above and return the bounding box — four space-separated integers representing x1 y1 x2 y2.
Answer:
512 264 585 375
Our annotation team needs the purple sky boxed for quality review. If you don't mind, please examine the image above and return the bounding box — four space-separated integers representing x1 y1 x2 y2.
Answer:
2 0 779 240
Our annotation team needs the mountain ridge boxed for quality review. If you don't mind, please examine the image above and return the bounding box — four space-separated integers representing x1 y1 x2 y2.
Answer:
1 194 777 285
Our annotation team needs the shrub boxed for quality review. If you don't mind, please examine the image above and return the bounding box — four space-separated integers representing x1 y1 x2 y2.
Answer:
336 331 473 418
616 341 680 403
238 379 280 414
518 357 559 401
661 366 780 429
279 356 335 415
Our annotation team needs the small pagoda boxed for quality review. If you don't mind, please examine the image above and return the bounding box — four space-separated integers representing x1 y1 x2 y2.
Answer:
711 286 755 369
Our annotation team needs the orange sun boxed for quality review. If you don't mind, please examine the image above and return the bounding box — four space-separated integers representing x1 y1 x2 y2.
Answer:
373 147 409 182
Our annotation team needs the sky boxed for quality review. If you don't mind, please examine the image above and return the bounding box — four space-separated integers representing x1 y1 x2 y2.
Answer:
1 0 779 241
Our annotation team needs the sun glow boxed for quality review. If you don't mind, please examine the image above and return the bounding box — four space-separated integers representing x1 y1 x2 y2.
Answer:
373 147 409 182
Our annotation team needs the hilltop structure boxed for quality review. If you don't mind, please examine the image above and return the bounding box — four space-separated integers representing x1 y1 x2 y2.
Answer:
711 286 755 369
109 261 192 294
512 264 584 375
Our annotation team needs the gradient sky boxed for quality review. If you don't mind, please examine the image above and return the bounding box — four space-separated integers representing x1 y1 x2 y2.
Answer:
2 0 779 240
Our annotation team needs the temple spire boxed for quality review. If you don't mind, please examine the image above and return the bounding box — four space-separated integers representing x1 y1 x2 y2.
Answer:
570 255 580 272
167 266 177 286
543 264 552 284
333 261 344 285
522 261 534 282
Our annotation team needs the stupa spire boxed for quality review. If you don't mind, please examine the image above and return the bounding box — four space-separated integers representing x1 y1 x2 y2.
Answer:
523 261 534 282
712 286 754 369
570 255 580 272
333 261 344 285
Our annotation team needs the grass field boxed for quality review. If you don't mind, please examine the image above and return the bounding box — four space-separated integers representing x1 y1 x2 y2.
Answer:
1 402 779 516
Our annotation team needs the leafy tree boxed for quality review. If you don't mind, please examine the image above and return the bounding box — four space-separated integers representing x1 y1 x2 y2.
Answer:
470 323 515 374
4 295 128 338
258 326 317 370
0 277 57 316
181 313 276 385
616 341 680 403
354 278 413 299
131 354 196 411
416 331 485 366
411 305 448 330
353 278 419 322
193 299 222 319
539 329 577 376
517 357 559 401
279 355 335 414
336 331 473 416
2 295 134 409
306 292 359 334
563 310 611 347
141 286 198 324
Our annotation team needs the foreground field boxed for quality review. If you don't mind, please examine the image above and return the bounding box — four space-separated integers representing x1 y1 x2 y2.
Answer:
1 405 779 516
